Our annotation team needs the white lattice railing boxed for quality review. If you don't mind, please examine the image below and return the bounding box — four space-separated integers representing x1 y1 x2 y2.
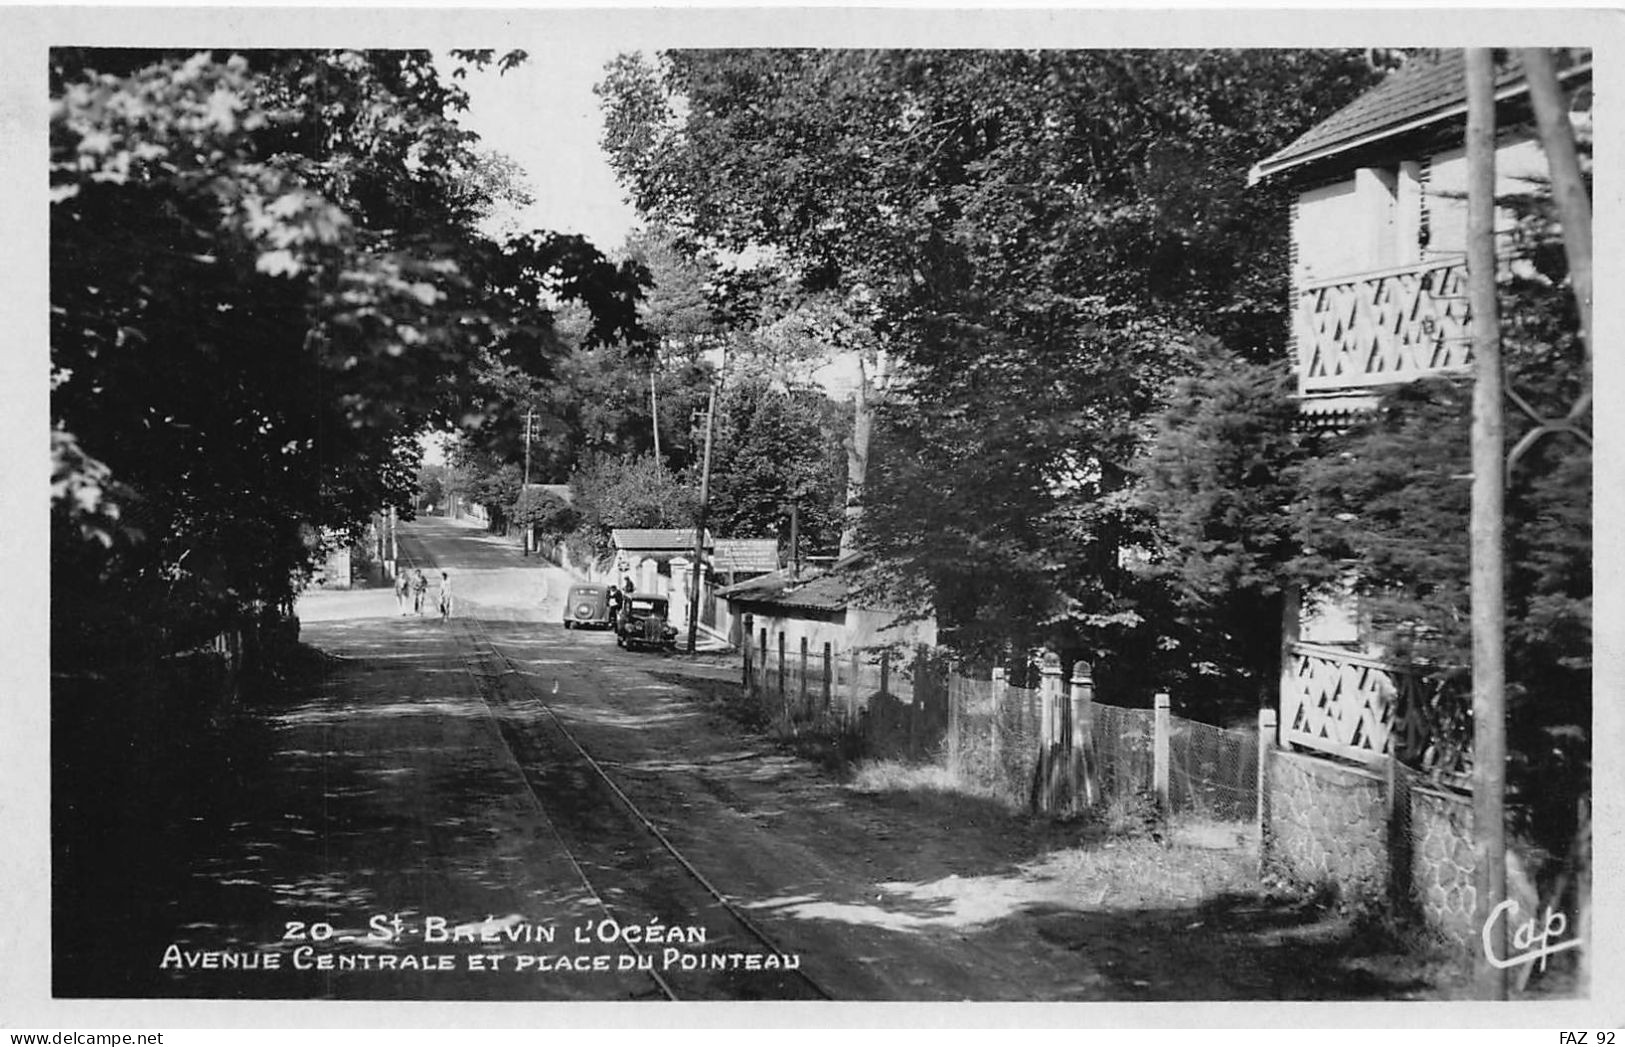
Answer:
1281 642 1432 769
1295 257 1471 393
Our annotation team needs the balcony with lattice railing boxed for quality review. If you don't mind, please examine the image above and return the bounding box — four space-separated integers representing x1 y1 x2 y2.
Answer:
1281 642 1470 783
1294 256 1472 394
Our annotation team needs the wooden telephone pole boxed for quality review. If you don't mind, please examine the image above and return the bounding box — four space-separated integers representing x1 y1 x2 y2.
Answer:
521 408 533 557
1465 47 1508 1001
686 382 717 654
650 370 662 466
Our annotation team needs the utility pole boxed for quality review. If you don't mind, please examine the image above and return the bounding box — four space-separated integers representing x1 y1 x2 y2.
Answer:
522 408 533 557
686 382 717 654
1465 47 1508 1001
789 502 800 580
650 370 662 467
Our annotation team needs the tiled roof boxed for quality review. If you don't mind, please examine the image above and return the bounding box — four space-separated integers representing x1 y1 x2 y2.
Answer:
611 528 712 553
1251 50 1589 184
718 568 849 612
712 538 781 575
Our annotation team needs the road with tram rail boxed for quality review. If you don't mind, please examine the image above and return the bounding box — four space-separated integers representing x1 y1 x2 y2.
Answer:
59 514 1465 1003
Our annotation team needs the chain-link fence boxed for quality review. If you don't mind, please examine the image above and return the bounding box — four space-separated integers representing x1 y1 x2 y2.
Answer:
740 643 1259 822
1091 702 1156 802
1088 704 1259 821
1167 715 1258 822
943 673 1043 804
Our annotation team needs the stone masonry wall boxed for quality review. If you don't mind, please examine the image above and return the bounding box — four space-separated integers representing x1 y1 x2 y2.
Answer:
1263 747 1388 903
1408 782 1478 947
1264 744 1481 952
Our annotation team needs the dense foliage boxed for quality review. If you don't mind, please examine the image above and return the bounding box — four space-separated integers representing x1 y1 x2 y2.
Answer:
50 48 647 659
1135 186 1590 837
1130 354 1322 713
563 453 701 564
596 48 1383 683
706 375 850 558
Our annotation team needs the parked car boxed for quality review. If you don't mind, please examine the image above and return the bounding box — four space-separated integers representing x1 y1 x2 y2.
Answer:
563 584 613 629
615 593 678 651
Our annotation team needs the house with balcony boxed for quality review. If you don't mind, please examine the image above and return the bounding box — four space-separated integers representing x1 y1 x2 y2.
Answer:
1252 49 1589 423
1249 49 1591 773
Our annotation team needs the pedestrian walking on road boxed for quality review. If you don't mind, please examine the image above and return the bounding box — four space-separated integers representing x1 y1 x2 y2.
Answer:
438 570 454 622
412 569 428 615
394 571 410 615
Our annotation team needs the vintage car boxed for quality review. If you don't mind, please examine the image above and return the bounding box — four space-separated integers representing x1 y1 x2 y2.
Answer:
563 584 614 629
614 593 678 651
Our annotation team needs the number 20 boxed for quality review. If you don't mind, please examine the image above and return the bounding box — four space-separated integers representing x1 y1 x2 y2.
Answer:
283 921 334 941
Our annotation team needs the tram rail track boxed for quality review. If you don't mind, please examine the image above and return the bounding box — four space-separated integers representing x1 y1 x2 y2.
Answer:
393 545 832 1002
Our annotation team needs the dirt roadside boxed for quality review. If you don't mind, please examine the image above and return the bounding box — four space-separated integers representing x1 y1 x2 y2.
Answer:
402 517 1469 1002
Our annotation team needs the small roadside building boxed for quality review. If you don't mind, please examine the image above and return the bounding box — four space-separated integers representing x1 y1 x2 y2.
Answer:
610 527 714 591
718 555 938 661
707 538 784 641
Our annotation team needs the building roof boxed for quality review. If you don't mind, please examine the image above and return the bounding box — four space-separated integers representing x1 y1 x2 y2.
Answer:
724 556 864 614
717 552 877 612
719 568 851 613
712 538 781 575
1250 50 1591 185
611 528 712 553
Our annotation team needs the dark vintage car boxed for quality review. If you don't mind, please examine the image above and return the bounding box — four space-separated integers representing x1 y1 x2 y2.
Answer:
563 584 614 629
615 593 678 651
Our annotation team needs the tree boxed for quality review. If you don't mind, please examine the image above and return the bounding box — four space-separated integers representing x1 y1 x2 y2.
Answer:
50 48 647 661
705 375 849 556
1131 352 1323 716
565 453 699 563
516 488 580 541
597 49 1383 683
415 461 448 511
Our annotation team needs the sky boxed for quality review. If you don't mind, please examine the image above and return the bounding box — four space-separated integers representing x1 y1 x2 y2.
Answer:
437 45 865 403
444 44 644 255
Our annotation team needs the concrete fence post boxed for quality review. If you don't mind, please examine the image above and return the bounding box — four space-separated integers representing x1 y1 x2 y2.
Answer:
1037 653 1064 813
1153 692 1171 812
947 664 961 777
1039 654 1062 749
742 614 754 691
880 650 891 699
1069 663 1097 808
990 667 1007 784
1258 708 1277 875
